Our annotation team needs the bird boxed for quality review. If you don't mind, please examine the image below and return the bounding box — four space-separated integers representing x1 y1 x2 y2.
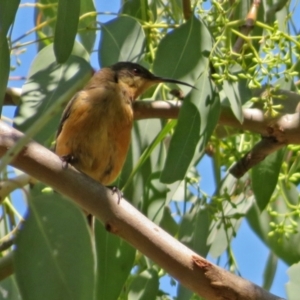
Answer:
55 61 194 192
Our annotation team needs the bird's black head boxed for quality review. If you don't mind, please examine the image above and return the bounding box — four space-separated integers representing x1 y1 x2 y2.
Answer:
110 62 155 80
110 61 194 99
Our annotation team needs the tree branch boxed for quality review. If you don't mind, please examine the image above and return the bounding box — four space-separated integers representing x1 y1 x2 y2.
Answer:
0 121 284 300
3 88 22 106
6 87 300 177
134 100 300 144
229 136 285 178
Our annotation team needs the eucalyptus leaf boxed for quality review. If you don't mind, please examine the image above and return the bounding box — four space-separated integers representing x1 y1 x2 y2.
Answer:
252 148 285 211
247 192 300 265
0 0 20 112
153 15 213 94
79 0 96 53
262 252 278 291
161 72 220 184
98 16 145 67
286 262 300 299
209 174 254 258
121 0 148 20
0 275 21 300
95 220 135 300
119 119 166 208
128 269 159 300
0 40 9 114
222 80 244 123
14 42 92 144
179 202 211 257
14 192 95 300
54 0 80 63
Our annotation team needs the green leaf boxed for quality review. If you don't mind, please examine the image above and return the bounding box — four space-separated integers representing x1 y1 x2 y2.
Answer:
120 0 149 20
159 206 179 236
0 39 9 114
79 0 96 53
179 202 211 257
145 171 168 223
95 220 135 300
54 0 81 63
161 72 220 184
119 119 167 208
98 16 145 67
209 174 254 258
14 192 95 300
247 191 300 265
262 252 278 291
153 15 213 94
34 0 57 50
122 120 175 193
0 0 20 37
177 285 193 300
36 0 58 21
286 262 300 299
128 269 159 300
252 148 285 211
0 0 20 112
0 275 21 300
222 80 243 123
14 42 92 144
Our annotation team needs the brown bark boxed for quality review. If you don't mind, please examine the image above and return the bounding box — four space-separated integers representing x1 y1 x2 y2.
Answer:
0 120 284 300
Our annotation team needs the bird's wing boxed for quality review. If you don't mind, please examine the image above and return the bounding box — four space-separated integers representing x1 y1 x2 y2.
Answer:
56 92 79 139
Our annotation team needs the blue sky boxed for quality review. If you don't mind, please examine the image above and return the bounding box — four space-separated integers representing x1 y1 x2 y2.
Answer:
6 0 294 298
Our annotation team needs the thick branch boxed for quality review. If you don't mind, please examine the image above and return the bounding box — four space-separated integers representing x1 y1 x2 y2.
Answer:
134 100 300 144
229 137 285 178
182 0 192 20
0 173 36 204
3 88 22 106
0 121 283 300
232 0 261 54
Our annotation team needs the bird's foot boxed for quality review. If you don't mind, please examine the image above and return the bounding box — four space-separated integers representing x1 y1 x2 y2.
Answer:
106 186 123 204
60 154 76 169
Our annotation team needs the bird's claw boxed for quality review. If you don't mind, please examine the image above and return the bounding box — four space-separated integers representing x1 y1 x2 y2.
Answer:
107 186 123 204
60 154 76 169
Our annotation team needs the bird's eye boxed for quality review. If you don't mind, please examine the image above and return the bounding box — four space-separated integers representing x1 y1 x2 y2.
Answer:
132 68 141 75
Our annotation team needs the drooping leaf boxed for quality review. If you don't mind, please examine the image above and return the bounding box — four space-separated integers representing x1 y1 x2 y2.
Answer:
222 80 244 123
120 0 149 20
177 285 193 300
0 40 10 115
119 119 167 208
179 201 211 257
0 275 21 300
161 72 220 184
0 0 20 112
0 0 20 36
54 0 81 63
153 15 213 94
286 262 300 299
14 191 95 300
14 42 92 144
252 147 285 211
34 0 58 50
159 206 179 237
98 16 145 67
262 252 278 291
247 188 300 265
95 220 135 300
79 0 96 53
145 171 169 223
128 269 159 300
208 174 254 258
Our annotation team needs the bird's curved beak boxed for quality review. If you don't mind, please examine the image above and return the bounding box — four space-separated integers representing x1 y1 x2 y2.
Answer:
152 76 195 89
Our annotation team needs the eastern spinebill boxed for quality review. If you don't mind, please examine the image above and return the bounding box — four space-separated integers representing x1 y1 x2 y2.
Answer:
55 62 193 190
